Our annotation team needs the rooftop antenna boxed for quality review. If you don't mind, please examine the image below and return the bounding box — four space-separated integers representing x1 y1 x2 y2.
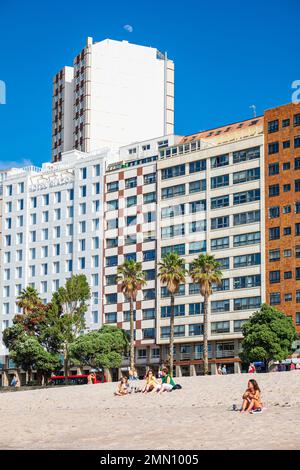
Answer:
249 105 256 118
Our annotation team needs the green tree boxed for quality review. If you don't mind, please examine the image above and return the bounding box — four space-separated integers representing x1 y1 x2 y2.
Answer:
240 303 298 370
54 274 91 383
158 253 186 376
70 325 129 372
117 260 146 372
189 254 222 375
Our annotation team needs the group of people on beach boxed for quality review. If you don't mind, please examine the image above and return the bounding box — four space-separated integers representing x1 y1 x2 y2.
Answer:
115 367 180 396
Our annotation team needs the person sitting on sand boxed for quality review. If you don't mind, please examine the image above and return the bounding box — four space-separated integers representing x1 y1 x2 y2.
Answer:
157 367 176 394
142 369 159 394
240 379 263 413
114 377 129 396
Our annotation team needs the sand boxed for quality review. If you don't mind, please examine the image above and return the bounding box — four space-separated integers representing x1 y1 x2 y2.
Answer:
0 372 299 450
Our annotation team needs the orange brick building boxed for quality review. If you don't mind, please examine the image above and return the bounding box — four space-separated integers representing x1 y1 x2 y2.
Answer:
264 102 300 332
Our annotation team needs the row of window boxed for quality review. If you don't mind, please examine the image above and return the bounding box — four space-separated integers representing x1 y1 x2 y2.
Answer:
267 114 300 133
269 246 300 261
269 202 300 218
268 136 300 154
268 157 300 176
269 179 300 197
269 224 300 240
269 269 300 283
107 173 156 193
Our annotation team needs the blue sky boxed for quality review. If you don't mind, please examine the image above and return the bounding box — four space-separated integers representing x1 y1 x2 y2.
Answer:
0 0 299 167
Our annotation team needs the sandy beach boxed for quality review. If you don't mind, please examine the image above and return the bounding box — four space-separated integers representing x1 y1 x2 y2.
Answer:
0 372 299 450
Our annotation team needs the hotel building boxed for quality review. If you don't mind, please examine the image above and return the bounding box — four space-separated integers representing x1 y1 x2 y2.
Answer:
52 38 174 162
0 149 110 370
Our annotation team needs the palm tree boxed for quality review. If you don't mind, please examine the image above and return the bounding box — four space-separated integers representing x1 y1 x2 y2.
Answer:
16 286 42 315
158 253 186 376
189 254 222 375
117 260 146 372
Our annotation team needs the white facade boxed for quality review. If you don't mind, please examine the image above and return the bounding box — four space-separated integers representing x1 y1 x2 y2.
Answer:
52 38 174 161
0 149 109 357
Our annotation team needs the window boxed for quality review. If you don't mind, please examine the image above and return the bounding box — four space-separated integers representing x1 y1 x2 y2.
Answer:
284 249 292 257
283 162 290 170
161 305 185 318
233 210 260 226
284 227 291 235
125 177 137 189
283 140 290 149
106 294 117 305
144 173 156 185
80 167 87 179
107 199 118 211
269 227 280 240
80 186 86 197
269 271 280 284
233 297 261 311
282 118 290 127
161 325 185 338
189 283 200 295
270 293 281 305
107 181 119 193
189 303 204 315
216 257 229 269
211 174 229 189
285 271 293 279
189 180 206 194
162 164 185 179
295 136 300 148
233 146 260 163
126 195 137 207
211 300 230 313
269 249 280 262
233 168 260 184
161 244 185 257
234 275 261 289
269 206 280 218
234 320 247 332
143 328 155 339
107 218 118 230
211 237 229 251
143 192 156 204
93 164 100 177
142 144 151 151
211 154 229 168
162 284 185 297
296 313 300 325
211 194 230 209
124 253 136 262
143 289 156 301
268 119 279 133
189 241 206 254
268 142 279 154
232 232 260 247
296 246 300 258
162 184 185 199
143 250 156 262
284 184 291 192
161 204 185 219
189 160 206 173
283 205 291 214
161 224 185 239
143 308 156 320
211 321 230 334
189 324 204 336
269 163 279 175
126 215 137 226
189 199 206 213
189 220 206 233
234 253 261 268
211 216 229 230
105 313 117 324
106 256 118 267
294 113 300 127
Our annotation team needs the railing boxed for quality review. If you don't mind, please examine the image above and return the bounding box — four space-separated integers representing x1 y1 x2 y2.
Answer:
216 350 236 359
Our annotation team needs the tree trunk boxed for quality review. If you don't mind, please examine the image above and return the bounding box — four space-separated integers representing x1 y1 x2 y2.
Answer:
169 293 175 377
64 344 69 385
203 294 209 375
130 297 135 373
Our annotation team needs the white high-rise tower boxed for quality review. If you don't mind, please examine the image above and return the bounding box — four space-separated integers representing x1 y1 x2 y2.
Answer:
52 37 175 162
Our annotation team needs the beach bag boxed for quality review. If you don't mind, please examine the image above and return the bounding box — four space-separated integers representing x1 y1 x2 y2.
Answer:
172 384 182 390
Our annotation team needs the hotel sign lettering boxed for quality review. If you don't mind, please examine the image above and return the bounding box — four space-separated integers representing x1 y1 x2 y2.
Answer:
29 175 73 192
